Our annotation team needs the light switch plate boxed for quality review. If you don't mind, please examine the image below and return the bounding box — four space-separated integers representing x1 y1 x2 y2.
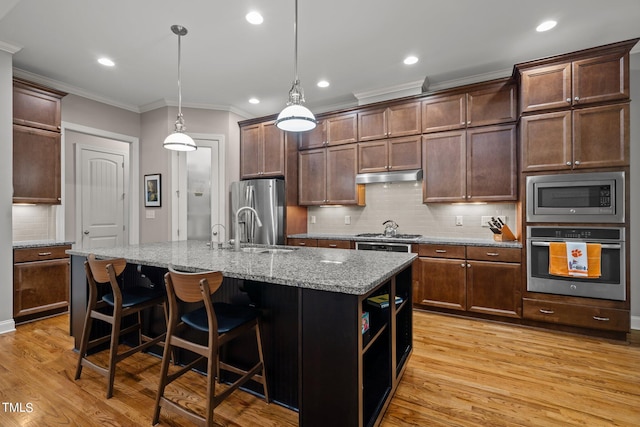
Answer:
310 215 316 224
455 215 463 226
146 210 155 219
345 215 351 225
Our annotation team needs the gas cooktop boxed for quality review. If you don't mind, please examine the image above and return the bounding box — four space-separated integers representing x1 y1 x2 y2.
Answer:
355 233 423 240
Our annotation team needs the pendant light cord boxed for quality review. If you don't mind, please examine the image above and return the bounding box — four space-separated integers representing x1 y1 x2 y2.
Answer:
293 0 298 84
177 30 183 118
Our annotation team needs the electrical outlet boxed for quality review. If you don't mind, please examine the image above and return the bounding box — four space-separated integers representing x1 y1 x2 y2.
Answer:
146 210 155 219
310 215 316 224
345 215 351 225
496 215 507 224
455 215 463 226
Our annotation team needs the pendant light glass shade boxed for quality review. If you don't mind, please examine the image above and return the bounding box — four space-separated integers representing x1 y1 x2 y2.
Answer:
275 0 316 132
164 25 197 151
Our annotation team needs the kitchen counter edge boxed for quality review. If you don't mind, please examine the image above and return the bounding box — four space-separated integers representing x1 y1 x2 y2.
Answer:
288 233 522 248
13 240 74 249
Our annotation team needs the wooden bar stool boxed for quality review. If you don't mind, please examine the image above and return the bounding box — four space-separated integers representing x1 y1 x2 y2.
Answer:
152 268 269 427
74 254 167 399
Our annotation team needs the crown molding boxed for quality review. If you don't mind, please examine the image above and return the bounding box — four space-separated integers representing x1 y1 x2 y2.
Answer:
13 68 253 117
354 80 424 105
13 68 141 112
424 68 513 93
0 40 21 54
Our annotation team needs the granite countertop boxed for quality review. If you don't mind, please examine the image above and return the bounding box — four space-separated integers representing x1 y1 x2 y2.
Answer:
13 240 74 249
67 241 416 296
288 233 523 248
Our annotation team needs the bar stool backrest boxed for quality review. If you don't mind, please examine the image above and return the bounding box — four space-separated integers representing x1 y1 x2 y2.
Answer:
166 269 223 303
86 254 127 284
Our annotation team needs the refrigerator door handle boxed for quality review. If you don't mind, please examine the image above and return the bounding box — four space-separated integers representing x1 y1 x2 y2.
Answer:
248 186 256 243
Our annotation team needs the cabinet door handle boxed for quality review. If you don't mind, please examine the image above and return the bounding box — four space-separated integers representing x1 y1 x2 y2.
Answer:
574 161 581 166
539 309 555 314
574 96 580 102
486 252 499 257
566 98 572 103
38 252 53 256
435 249 447 253
593 316 610 322
329 244 337 248
460 263 466 268
566 162 572 166
298 242 306 246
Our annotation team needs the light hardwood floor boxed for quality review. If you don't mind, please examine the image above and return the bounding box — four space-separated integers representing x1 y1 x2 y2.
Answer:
0 311 638 426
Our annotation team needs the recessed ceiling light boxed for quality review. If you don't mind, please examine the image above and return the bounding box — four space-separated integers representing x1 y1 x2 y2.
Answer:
246 11 264 25
536 20 557 32
403 56 419 65
98 57 115 67
317 80 330 88
249 97 260 104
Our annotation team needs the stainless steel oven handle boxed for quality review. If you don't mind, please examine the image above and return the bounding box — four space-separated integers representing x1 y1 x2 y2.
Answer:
530 242 621 249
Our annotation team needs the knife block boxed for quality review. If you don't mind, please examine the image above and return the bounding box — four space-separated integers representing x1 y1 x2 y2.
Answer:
493 224 517 242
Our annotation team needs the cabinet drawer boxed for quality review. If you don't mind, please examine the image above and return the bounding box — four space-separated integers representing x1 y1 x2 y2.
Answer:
466 246 521 262
523 298 629 332
287 238 318 247
14 245 70 263
417 244 465 259
317 239 351 249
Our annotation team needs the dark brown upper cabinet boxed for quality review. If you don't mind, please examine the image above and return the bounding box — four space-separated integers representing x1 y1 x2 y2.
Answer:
517 39 636 114
240 121 285 179
358 100 421 141
299 112 358 150
12 79 66 204
422 80 516 133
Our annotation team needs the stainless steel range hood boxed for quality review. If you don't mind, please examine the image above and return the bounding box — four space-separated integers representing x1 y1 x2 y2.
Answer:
356 169 423 184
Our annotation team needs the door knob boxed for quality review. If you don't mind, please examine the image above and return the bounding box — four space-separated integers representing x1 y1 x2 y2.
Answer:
83 230 89 235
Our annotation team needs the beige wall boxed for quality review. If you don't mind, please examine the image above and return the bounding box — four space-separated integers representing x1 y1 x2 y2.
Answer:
139 106 243 242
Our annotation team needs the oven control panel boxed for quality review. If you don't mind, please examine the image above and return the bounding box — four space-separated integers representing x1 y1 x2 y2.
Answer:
528 226 624 241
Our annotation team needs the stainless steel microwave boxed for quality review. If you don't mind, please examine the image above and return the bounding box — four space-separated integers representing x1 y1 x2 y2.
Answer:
526 171 625 223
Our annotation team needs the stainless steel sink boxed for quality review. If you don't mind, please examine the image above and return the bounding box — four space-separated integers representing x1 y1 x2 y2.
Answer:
240 247 295 254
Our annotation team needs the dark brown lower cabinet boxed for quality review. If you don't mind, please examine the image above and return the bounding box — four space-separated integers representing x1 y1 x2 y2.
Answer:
14 245 71 322
413 244 522 318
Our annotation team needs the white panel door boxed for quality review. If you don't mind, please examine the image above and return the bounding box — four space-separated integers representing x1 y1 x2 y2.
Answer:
81 149 125 248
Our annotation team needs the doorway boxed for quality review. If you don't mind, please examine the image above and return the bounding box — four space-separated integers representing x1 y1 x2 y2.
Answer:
171 134 226 241
64 123 139 249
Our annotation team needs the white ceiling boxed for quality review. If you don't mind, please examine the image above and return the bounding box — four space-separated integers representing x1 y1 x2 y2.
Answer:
1 0 639 118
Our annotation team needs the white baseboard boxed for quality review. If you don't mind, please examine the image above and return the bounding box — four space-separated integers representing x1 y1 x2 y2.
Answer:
631 315 640 331
0 319 16 335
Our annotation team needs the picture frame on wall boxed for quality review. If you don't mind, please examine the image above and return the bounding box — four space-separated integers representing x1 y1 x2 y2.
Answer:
144 174 161 207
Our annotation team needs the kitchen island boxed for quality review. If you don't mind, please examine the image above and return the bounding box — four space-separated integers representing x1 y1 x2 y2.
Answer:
68 241 416 427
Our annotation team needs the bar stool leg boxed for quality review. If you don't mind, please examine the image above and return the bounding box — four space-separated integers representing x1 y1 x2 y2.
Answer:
75 275 98 381
105 307 123 399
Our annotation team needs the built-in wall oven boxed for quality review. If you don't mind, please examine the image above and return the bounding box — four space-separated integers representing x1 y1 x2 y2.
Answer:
526 226 625 301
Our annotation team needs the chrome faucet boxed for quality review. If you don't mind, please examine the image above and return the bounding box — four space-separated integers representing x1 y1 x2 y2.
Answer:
234 207 262 251
210 223 226 249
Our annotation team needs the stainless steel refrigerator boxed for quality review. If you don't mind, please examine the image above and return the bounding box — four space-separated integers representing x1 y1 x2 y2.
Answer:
230 179 285 246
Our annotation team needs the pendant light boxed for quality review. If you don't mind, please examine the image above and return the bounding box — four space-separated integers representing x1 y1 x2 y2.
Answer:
164 25 197 151
275 0 317 132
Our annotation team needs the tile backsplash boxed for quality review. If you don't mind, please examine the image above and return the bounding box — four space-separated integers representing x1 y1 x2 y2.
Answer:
12 205 57 241
307 182 517 239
